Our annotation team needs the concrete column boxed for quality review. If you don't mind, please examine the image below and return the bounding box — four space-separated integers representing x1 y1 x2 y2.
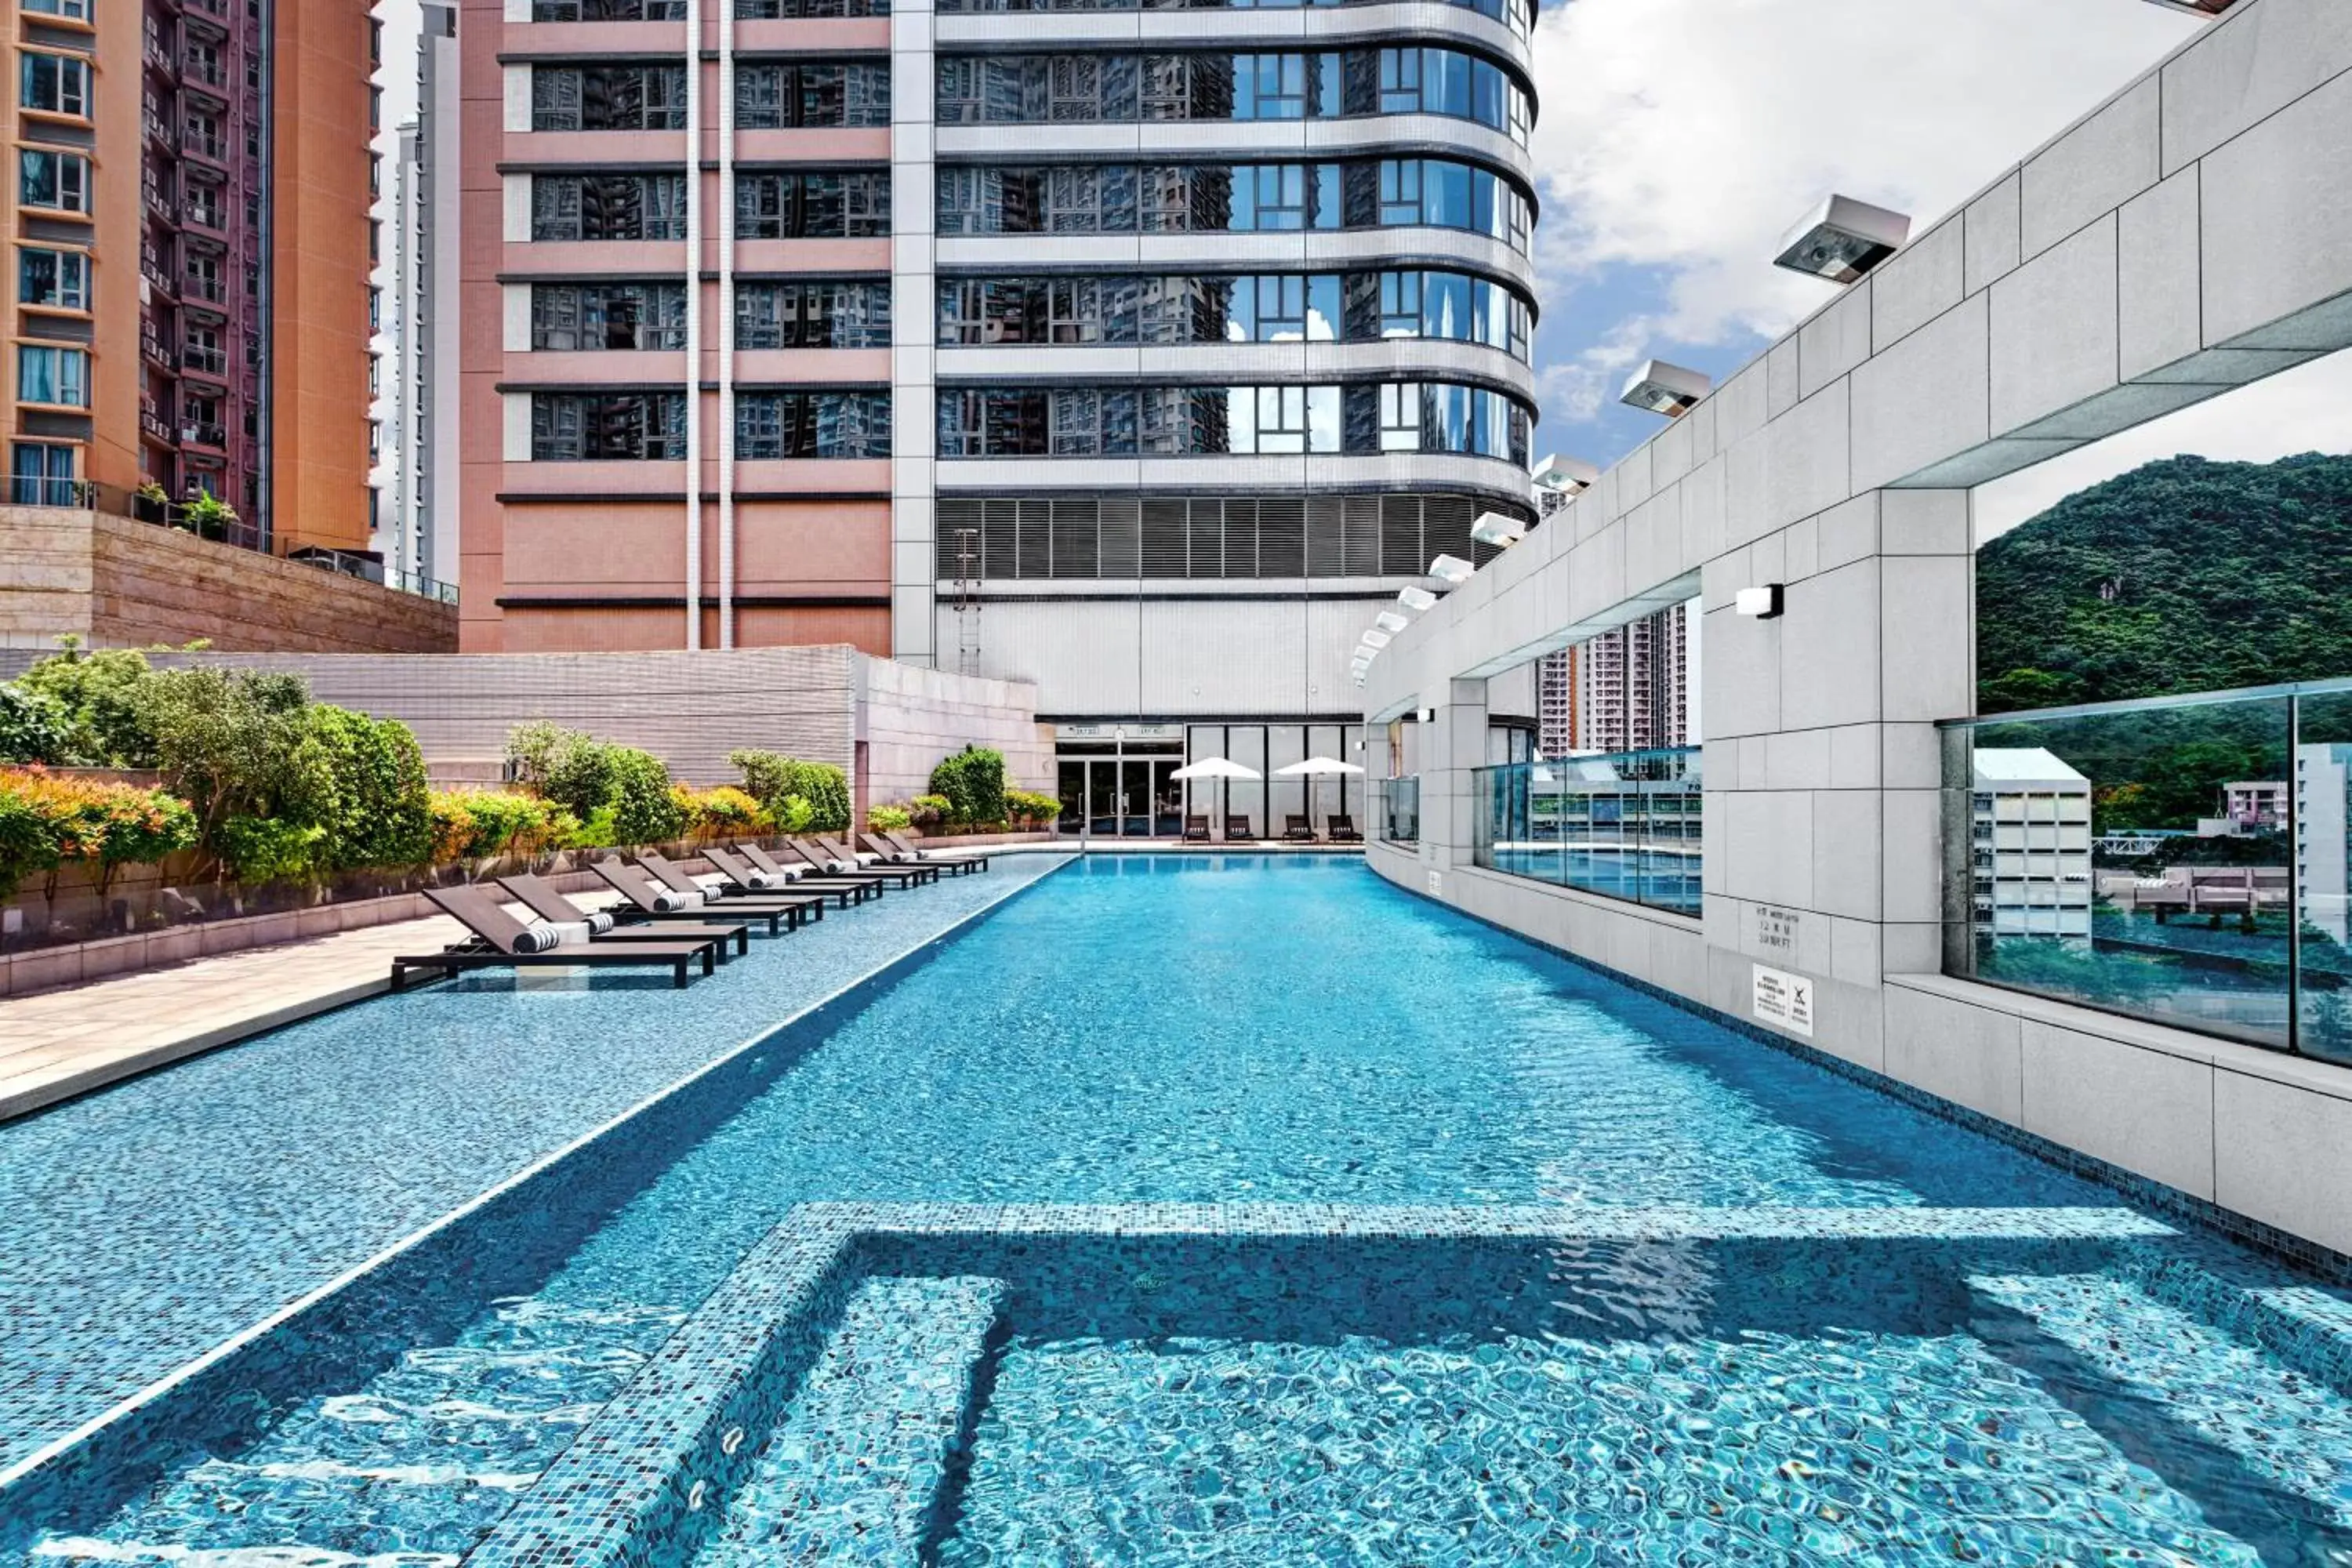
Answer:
1423 677 1490 878
1697 487 1973 1073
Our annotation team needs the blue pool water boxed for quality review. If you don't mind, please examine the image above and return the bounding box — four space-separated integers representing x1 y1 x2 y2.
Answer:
5 855 2351 1565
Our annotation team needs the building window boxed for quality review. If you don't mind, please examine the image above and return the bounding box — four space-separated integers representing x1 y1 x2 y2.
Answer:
733 390 891 459
734 61 889 129
734 279 891 348
531 174 691 241
529 392 688 460
533 0 687 18
938 382 1529 460
17 248 90 311
733 171 891 238
9 443 78 507
16 346 90 408
533 64 688 131
735 0 887 15
20 53 92 117
19 151 91 214
23 0 96 20
530 281 691 350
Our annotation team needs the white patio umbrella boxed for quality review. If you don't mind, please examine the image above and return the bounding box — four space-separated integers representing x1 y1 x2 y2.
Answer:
1170 757 1261 841
1272 757 1365 778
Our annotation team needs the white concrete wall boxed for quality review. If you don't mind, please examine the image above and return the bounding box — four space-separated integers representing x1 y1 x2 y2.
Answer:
1363 0 2352 1260
857 655 1053 805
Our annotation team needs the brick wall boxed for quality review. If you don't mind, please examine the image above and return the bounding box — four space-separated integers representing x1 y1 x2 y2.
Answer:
0 509 456 654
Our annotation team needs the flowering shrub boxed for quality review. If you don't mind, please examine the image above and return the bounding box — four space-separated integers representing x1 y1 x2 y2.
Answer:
866 803 912 833
0 768 199 899
674 785 764 841
1006 789 1063 826
428 790 571 866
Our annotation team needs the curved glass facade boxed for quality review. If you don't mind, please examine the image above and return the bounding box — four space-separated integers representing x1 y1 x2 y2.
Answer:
937 47 1530 143
938 0 1534 34
938 382 1530 462
937 269 1530 358
938 159 1530 249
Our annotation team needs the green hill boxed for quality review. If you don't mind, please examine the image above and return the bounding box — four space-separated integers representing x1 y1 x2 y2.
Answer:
1976 451 2352 712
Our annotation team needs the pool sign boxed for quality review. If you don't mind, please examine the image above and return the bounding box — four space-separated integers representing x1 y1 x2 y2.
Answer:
1755 904 1801 956
1752 964 1814 1036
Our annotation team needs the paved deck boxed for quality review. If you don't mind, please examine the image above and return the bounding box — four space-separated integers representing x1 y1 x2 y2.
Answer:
0 911 468 1122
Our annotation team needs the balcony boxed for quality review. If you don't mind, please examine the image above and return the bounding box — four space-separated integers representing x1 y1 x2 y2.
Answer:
184 201 227 237
180 421 228 453
183 132 229 169
1472 749 1703 918
183 0 225 17
181 343 228 380
182 270 225 306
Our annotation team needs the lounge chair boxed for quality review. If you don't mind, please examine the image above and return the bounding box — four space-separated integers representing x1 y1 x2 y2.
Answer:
876 829 987 874
1283 814 1316 843
1225 815 1254 842
637 849 860 916
593 859 820 925
395 884 720 989
499 872 760 951
817 833 942 885
1327 814 1363 844
702 847 842 918
731 841 878 906
1181 815 1211 842
786 837 935 891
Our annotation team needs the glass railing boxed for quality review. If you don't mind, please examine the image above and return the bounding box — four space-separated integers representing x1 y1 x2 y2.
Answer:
1471 747 1702 916
1378 775 1418 845
1940 678 2352 1063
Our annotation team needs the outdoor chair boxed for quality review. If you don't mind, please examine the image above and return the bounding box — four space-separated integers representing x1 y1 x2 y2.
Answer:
732 842 877 905
1283 815 1317 843
1225 815 1254 842
1327 814 1363 843
789 837 937 890
866 830 982 874
880 829 989 873
701 847 839 920
589 859 815 930
394 884 720 989
497 872 756 952
1181 815 1211 842
638 849 862 914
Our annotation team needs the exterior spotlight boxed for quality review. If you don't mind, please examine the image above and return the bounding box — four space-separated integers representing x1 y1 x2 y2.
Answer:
1398 586 1438 612
1773 194 1911 284
1470 511 1527 548
1618 360 1711 417
1532 455 1597 494
1736 583 1784 619
1428 554 1475 586
1374 610 1410 633
1360 627 1392 650
2142 0 2237 12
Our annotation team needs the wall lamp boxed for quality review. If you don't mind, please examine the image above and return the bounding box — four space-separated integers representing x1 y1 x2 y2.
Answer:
1427 554 1475 586
1773 194 1911 284
1360 627 1392 650
1374 610 1410 633
1618 360 1711 417
1532 454 1598 495
1470 511 1527 548
1398 586 1438 612
1736 583 1785 619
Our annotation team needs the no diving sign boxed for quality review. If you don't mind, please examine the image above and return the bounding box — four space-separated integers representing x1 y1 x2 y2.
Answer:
1752 964 1815 1037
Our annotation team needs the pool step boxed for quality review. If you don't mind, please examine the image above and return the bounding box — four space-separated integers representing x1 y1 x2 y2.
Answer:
24 1297 686 1565
694 1275 1006 1567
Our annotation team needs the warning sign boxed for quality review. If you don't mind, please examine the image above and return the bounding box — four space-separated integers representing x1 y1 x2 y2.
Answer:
1752 964 1815 1037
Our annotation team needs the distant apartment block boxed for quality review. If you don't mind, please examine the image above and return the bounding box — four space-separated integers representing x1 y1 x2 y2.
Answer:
4 0 379 552
1970 748 2094 939
1536 602 1688 757
2299 744 2351 946
376 2 459 590
2203 779 2289 837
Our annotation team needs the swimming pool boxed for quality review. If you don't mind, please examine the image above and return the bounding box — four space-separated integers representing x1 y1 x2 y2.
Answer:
5 855 2350 1564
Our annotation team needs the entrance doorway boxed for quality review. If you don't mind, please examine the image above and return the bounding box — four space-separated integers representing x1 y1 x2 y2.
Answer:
1055 740 1183 837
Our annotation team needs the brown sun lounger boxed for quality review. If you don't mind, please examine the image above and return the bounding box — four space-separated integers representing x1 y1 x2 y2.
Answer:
1283 814 1317 843
812 834 940 885
1225 815 1254 841
871 830 983 874
498 872 756 953
1181 815 1211 842
703 846 855 914
1327 813 1363 843
731 841 878 906
786 838 934 890
396 884 720 989
637 848 861 913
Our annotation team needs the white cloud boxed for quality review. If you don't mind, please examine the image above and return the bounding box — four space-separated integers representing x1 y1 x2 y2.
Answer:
1526 0 2198 351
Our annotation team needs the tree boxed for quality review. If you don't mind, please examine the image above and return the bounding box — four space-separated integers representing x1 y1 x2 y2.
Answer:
136 666 331 867
14 646 159 765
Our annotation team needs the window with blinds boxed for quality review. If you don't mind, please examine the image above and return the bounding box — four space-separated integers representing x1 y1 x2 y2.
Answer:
934 493 1502 581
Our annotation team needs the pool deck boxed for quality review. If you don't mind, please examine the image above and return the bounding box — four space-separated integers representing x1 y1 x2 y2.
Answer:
0 851 1073 1475
0 911 470 1123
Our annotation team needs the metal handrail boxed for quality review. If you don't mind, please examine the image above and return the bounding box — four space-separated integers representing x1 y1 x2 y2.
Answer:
1941 677 2352 728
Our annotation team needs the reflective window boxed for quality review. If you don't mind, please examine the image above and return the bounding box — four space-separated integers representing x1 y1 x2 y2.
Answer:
936 0 1528 30
20 52 92 117
734 390 891 458
532 64 687 131
735 0 887 13
735 279 892 347
18 151 91 214
530 392 687 459
938 270 1526 355
940 48 1519 133
530 174 688 241
16 345 89 408
735 61 890 128
532 0 686 19
23 0 96 20
17 247 89 311
529 282 690 350
735 171 891 238
941 382 1528 459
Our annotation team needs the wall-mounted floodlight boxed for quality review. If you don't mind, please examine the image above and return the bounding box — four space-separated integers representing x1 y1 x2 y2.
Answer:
1374 610 1410 633
1736 583 1784 619
1470 511 1527 548
2142 0 2238 13
1398 586 1438 612
1773 194 1911 284
1532 455 1599 494
1360 627 1392 650
1618 360 1711 418
1428 554 1475 586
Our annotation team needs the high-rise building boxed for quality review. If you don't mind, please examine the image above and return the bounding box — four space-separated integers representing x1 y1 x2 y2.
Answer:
459 0 1540 754
1537 602 1689 757
1969 748 2094 939
4 0 379 552
2297 743 2352 946
377 2 459 588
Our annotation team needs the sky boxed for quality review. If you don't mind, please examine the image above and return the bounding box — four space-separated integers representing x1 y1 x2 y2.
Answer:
368 0 2350 539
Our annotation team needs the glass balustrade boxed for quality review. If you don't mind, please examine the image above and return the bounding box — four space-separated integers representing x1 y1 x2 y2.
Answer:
1470 748 1702 916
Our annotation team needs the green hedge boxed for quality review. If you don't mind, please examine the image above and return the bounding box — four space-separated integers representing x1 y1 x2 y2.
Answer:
308 706 433 869
928 746 1007 826
606 745 687 845
729 750 850 833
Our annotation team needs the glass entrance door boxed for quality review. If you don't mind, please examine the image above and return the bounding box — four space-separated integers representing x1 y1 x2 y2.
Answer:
1087 761 1123 836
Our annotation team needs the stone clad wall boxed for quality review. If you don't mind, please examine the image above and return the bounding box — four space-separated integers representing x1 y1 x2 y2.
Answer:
860 658 1055 806
0 508 457 654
